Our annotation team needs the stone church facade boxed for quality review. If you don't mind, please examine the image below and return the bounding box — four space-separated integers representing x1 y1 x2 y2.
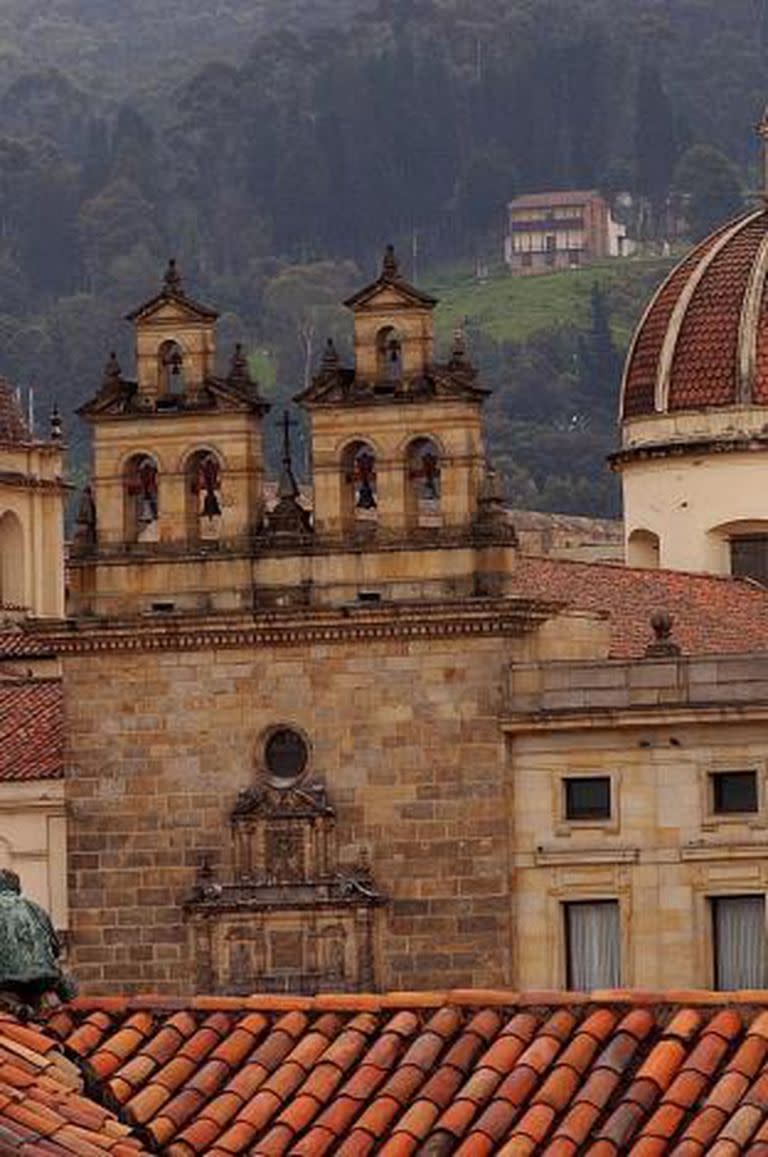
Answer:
8 220 768 997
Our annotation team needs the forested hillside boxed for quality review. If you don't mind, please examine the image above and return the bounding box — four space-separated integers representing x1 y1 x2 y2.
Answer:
0 0 765 513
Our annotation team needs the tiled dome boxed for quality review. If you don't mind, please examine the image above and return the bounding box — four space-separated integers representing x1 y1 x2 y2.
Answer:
621 207 768 420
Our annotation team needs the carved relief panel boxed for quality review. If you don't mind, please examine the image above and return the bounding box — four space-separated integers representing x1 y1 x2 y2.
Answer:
185 775 383 994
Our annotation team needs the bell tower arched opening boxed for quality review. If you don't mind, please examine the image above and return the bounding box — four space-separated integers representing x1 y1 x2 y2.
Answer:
186 448 223 542
341 440 378 530
0 511 25 608
158 340 185 396
376 326 402 384
124 453 160 543
405 437 442 528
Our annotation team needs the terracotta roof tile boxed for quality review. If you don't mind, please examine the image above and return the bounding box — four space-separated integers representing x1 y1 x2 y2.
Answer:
34 991 768 1155
0 1016 148 1155
622 220 733 419
510 556 768 658
0 679 63 781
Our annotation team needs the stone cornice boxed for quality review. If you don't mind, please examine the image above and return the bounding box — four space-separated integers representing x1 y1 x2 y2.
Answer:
609 434 768 470
32 597 558 655
502 703 768 734
0 470 69 493
67 523 517 564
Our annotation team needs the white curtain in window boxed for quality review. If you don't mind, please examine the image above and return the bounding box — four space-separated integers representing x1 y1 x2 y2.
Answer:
567 901 620 990
715 896 767 990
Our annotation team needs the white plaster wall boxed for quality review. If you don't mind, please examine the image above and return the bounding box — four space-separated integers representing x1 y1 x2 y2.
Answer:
622 450 768 573
0 781 67 929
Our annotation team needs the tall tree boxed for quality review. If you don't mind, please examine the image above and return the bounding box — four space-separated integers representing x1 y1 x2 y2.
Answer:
634 62 680 225
673 144 744 240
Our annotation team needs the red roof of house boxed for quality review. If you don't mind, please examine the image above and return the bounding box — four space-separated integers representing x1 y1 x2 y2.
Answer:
0 1012 147 1154
0 679 63 780
38 990 768 1155
621 207 768 419
511 555 768 658
509 190 601 210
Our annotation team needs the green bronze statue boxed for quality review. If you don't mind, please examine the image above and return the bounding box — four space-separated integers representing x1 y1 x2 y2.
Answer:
0 870 76 1015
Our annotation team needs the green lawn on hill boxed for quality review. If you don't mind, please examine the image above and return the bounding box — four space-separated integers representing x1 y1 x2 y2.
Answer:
428 256 675 349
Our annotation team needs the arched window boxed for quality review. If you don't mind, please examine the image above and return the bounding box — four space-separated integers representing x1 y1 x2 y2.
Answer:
158 340 185 395
0 511 25 607
376 326 402 382
186 448 223 541
124 453 159 543
627 528 660 569
341 440 378 528
406 437 442 528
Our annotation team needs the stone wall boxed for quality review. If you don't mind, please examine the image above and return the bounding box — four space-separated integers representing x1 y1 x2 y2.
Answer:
63 626 524 994
504 653 768 990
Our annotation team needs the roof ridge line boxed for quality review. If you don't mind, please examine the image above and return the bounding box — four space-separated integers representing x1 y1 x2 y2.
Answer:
60 987 768 1014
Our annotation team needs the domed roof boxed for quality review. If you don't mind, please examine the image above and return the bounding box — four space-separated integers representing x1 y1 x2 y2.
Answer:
621 207 768 420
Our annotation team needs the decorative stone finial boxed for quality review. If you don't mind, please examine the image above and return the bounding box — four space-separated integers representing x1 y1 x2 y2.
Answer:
476 462 506 523
645 609 681 658
321 337 340 370
382 244 399 280
49 402 62 441
227 342 252 386
278 410 300 502
267 410 311 537
449 326 472 370
163 258 183 294
103 351 121 385
74 484 97 548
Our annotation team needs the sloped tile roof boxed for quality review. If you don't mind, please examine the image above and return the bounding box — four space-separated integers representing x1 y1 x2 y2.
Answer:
39 990 768 1155
510 556 768 658
0 678 63 780
0 1011 147 1154
0 628 53 659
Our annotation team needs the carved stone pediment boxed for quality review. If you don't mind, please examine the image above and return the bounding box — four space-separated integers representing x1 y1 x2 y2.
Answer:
184 781 384 993
230 781 332 821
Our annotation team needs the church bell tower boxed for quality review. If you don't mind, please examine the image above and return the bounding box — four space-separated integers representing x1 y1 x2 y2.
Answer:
69 262 270 616
296 246 491 539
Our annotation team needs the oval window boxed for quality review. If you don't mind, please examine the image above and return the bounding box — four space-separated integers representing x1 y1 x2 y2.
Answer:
264 727 309 785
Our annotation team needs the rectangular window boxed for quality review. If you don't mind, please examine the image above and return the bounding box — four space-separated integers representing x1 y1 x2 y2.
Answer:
564 776 611 821
712 896 767 989
564 900 620 990
731 536 768 586
711 770 758 815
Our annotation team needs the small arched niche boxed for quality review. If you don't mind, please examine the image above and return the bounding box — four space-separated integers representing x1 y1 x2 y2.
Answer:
341 440 378 530
124 453 160 543
157 339 185 396
186 448 223 542
405 436 442 528
376 325 403 384
0 511 25 608
627 528 660 569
